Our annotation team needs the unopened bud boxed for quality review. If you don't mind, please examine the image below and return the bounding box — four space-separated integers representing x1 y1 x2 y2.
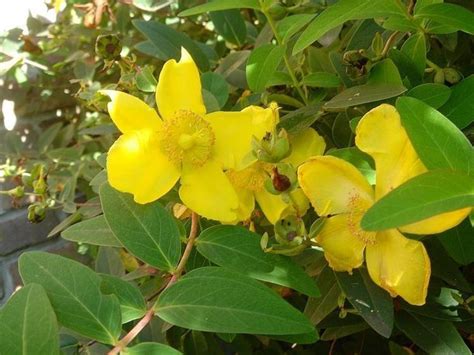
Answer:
95 34 122 61
8 186 25 199
264 163 297 195
252 129 290 163
33 178 47 195
371 32 384 56
268 3 286 20
443 68 461 84
27 203 46 223
434 70 445 84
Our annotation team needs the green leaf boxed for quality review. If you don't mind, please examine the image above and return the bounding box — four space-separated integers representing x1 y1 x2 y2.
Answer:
276 14 315 44
440 75 474 129
277 103 323 135
133 20 209 71
328 147 375 185
155 267 314 335
407 83 451 109
319 314 370 341
179 0 260 16
136 65 157 93
395 311 471 355
100 274 147 323
438 219 474 265
400 33 426 77
415 3 474 35
302 72 341 88
100 184 181 272
61 215 122 247
293 0 406 54
196 225 319 297
19 252 121 344
246 44 285 92
304 266 341 325
201 72 229 108
0 284 59 355
362 170 474 231
334 269 394 338
210 9 247 46
123 342 182 355
96 247 125 277
396 96 474 175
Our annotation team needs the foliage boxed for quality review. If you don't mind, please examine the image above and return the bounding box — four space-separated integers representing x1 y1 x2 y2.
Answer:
0 0 473 354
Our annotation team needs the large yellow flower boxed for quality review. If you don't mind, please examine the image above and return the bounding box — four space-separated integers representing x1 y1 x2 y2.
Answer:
298 104 471 305
228 128 326 224
102 48 276 222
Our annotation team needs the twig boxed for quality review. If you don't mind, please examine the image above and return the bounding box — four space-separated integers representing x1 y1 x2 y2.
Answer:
107 212 200 354
380 31 400 58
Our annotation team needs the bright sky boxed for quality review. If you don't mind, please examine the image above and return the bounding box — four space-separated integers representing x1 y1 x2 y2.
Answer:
0 0 56 33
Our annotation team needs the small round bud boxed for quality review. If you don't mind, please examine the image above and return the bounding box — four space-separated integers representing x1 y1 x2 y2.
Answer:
443 68 461 85
434 70 445 84
8 186 25 199
267 3 286 20
27 203 46 223
95 34 122 61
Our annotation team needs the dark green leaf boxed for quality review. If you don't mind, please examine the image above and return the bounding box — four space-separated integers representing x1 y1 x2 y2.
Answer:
396 96 474 175
179 0 260 16
201 72 229 108
123 342 182 355
415 3 474 35
303 72 341 88
334 269 394 338
133 20 209 71
100 184 181 272
0 284 59 355
101 274 147 323
400 33 426 77
196 225 319 297
362 170 474 231
246 44 285 92
395 310 471 355
155 267 314 335
210 9 247 46
277 103 323 135
95 247 125 277
407 83 451 109
19 252 121 344
438 219 474 265
325 84 406 109
136 65 157 93
440 75 474 129
61 215 122 247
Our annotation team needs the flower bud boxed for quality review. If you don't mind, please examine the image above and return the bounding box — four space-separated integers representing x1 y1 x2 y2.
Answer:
8 186 25 199
264 163 297 195
27 203 46 223
267 3 286 20
434 70 445 84
33 177 47 195
371 32 384 57
443 68 461 85
95 34 122 61
252 129 291 163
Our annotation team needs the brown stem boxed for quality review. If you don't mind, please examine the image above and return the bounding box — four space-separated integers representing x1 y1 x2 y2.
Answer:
107 212 200 354
381 31 401 57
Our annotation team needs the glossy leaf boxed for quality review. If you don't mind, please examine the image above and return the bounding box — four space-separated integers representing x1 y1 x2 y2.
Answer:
362 170 474 231
100 184 181 272
155 267 314 335
0 284 59 355
210 9 247 46
61 215 122 247
407 83 451 109
19 252 121 344
334 269 394 338
179 0 260 16
396 96 474 175
400 33 426 77
246 44 285 92
196 225 319 297
276 14 315 44
415 3 474 35
440 75 474 129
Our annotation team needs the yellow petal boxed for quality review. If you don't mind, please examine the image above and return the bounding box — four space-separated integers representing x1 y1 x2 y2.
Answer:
156 48 206 120
399 208 472 235
254 189 289 224
101 90 161 133
355 104 426 199
284 128 326 167
366 229 430 306
290 188 310 218
298 156 374 216
233 187 255 222
107 130 180 204
179 159 239 222
205 106 277 170
316 214 367 272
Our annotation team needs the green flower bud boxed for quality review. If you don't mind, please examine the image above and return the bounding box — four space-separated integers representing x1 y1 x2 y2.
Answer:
264 163 297 195
274 215 306 245
443 68 462 84
267 3 286 20
33 177 47 195
8 186 25 199
371 32 384 57
27 203 46 223
434 70 445 84
252 129 291 163
95 34 122 61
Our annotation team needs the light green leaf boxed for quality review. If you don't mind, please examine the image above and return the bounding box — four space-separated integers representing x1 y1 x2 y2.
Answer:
19 252 121 344
100 274 147 323
362 170 474 231
0 284 59 355
396 311 471 355
293 0 406 54
61 215 122 247
123 342 182 355
100 184 181 272
196 225 319 297
210 9 247 46
415 3 474 35
303 72 341 88
440 75 474 129
334 269 394 338
246 44 285 92
438 219 474 265
179 0 260 16
407 83 451 109
276 14 315 44
328 147 375 185
136 65 157 93
396 96 474 175
155 267 314 335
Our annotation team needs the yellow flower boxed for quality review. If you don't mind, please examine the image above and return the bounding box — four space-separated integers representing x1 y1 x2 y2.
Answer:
102 48 276 222
298 104 471 305
228 128 326 224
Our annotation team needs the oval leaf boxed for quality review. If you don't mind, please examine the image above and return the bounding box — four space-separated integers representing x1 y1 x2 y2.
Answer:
246 44 285 92
407 83 451 109
415 3 474 35
155 267 314 335
100 184 181 272
61 215 122 247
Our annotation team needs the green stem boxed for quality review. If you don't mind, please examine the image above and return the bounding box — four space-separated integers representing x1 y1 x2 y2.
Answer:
426 58 442 71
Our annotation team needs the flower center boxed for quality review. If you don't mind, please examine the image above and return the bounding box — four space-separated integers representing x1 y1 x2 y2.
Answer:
347 191 376 244
160 110 215 168
226 162 273 192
